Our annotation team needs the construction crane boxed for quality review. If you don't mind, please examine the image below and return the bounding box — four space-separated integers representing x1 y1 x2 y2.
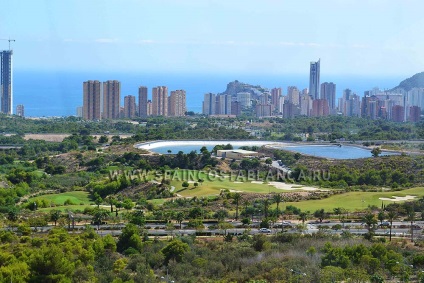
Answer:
0 38 16 50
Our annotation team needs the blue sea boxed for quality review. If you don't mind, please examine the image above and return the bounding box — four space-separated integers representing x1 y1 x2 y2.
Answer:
13 70 403 117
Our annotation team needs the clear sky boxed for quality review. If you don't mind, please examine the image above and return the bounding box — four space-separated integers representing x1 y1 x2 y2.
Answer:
1 0 424 76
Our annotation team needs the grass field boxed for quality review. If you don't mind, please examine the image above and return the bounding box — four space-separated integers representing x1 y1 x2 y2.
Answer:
169 169 289 197
283 187 424 212
28 191 92 211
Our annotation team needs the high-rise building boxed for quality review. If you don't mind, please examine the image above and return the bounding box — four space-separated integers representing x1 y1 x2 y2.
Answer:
320 82 336 110
311 99 329 117
392 105 405 122
309 59 320 100
236 92 252 109
138 86 148 117
361 94 379 119
300 93 312 116
146 100 152 116
203 93 216 115
152 86 168 116
271 88 281 108
255 104 272 118
169 90 186 117
1 50 13 114
409 106 421 122
124 95 137 118
283 102 300 118
287 86 300 105
215 94 231 115
231 101 242 116
259 92 270 105
76 106 83 118
16 104 24 117
83 80 101 120
103 80 121 119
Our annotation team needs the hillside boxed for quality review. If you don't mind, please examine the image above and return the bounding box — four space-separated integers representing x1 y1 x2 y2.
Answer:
390 71 424 92
222 80 267 96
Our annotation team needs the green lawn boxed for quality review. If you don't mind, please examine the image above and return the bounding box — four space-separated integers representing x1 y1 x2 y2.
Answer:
169 169 288 197
283 187 424 212
28 191 92 207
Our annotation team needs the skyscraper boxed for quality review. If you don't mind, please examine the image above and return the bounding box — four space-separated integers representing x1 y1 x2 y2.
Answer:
124 95 137 118
168 90 186 116
287 86 300 105
103 80 121 119
83 80 101 120
152 86 168 116
236 92 251 109
309 59 320 100
16 104 24 117
202 93 216 115
138 86 148 117
320 82 336 110
271 88 281 110
311 99 330 117
1 50 13 114
215 94 232 115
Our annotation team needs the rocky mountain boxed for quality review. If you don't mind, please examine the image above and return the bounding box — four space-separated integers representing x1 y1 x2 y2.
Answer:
390 71 424 92
222 80 267 97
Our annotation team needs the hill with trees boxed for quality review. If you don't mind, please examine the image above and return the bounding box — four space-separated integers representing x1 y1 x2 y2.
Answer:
390 71 424 92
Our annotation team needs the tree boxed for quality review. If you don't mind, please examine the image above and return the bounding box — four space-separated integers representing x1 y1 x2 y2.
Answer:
299 212 308 224
406 204 415 241
214 209 228 222
161 239 190 264
333 207 344 221
92 209 110 230
262 199 270 219
98 135 109 144
265 158 272 165
377 210 385 225
50 210 61 226
94 195 103 209
106 195 116 213
175 211 185 229
371 147 381 157
387 210 397 241
273 194 283 217
233 193 241 220
182 181 189 189
362 212 377 239
117 223 142 253
313 209 326 223
123 198 134 211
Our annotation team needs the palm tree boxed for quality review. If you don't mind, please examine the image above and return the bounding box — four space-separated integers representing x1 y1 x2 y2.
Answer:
263 199 270 219
106 195 116 213
242 199 250 211
92 209 110 230
362 212 377 238
233 193 241 220
299 212 308 224
175 211 185 229
377 210 386 225
273 194 283 217
406 205 415 242
333 207 344 221
387 210 397 241
50 210 61 226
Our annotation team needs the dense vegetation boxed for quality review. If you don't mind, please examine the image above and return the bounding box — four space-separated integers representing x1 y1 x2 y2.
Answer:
0 115 423 282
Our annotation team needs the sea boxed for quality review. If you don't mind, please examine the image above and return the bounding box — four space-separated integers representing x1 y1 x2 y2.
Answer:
13 70 403 117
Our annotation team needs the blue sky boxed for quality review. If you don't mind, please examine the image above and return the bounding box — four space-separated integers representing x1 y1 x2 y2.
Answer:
1 0 424 76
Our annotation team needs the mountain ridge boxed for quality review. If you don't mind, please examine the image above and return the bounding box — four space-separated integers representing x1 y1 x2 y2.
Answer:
390 71 424 92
